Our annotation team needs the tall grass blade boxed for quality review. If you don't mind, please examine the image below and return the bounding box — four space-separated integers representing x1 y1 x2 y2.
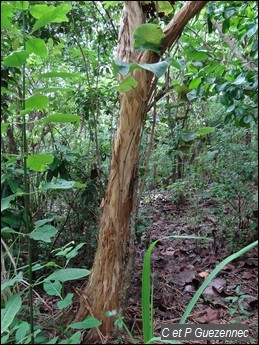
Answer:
142 235 209 343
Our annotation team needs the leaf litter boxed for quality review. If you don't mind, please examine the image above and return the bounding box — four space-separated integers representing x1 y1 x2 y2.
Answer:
125 190 258 344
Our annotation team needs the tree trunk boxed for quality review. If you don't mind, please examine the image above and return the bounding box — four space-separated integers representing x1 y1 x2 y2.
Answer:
76 0 208 338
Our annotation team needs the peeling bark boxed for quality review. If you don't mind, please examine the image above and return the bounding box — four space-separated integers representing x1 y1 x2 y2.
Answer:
76 0 208 338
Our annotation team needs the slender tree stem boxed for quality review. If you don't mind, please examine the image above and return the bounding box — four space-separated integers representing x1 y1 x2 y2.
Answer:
22 6 34 343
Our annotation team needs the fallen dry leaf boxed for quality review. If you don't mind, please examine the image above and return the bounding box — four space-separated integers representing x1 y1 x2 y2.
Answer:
198 271 210 279
195 307 220 323
203 277 226 296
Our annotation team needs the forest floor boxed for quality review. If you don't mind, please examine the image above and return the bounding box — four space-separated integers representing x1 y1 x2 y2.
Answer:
38 189 258 344
121 189 258 344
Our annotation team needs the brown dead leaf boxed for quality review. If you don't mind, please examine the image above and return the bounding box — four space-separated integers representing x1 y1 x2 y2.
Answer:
242 270 256 279
162 247 176 256
183 284 196 293
203 278 226 296
195 307 220 323
173 269 196 286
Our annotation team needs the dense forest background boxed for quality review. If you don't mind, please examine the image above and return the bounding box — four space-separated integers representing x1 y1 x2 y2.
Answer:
1 1 258 344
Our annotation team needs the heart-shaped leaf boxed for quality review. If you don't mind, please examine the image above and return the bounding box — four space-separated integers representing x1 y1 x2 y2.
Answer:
43 280 62 296
25 95 49 110
31 4 72 33
27 154 54 172
134 24 164 54
29 225 57 243
3 51 30 68
26 38 48 58
45 268 91 282
68 316 101 329
57 293 74 310
112 77 138 92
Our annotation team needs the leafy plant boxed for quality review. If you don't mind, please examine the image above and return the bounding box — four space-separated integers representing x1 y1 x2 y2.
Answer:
225 286 251 318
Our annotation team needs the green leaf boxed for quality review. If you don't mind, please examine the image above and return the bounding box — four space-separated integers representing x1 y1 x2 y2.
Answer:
59 331 81 344
15 321 30 343
1 228 24 236
246 24 258 39
180 131 197 142
196 127 215 136
142 240 158 343
134 23 164 54
232 75 246 85
1 293 22 333
140 61 169 78
113 59 169 79
25 95 49 110
32 263 44 271
170 59 181 70
30 4 53 18
226 104 235 113
112 60 130 75
1 3 13 30
45 337 59 344
157 1 174 15
42 179 79 190
65 243 86 261
112 77 138 92
34 87 72 93
7 177 19 194
68 316 101 329
222 18 230 34
27 154 54 172
57 293 74 310
202 61 218 74
74 182 87 188
1 333 10 344
243 114 254 123
55 247 73 257
102 1 119 9
187 50 208 61
3 51 30 68
43 280 62 297
187 89 198 101
189 77 202 89
201 150 219 161
31 4 72 33
253 192 258 203
207 17 213 33
45 268 91 282
39 72 77 79
44 114 80 123
12 2 29 9
224 7 236 19
29 225 57 243
230 87 243 100
1 194 16 212
34 217 54 229
104 310 117 317
1 272 23 292
26 38 48 58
